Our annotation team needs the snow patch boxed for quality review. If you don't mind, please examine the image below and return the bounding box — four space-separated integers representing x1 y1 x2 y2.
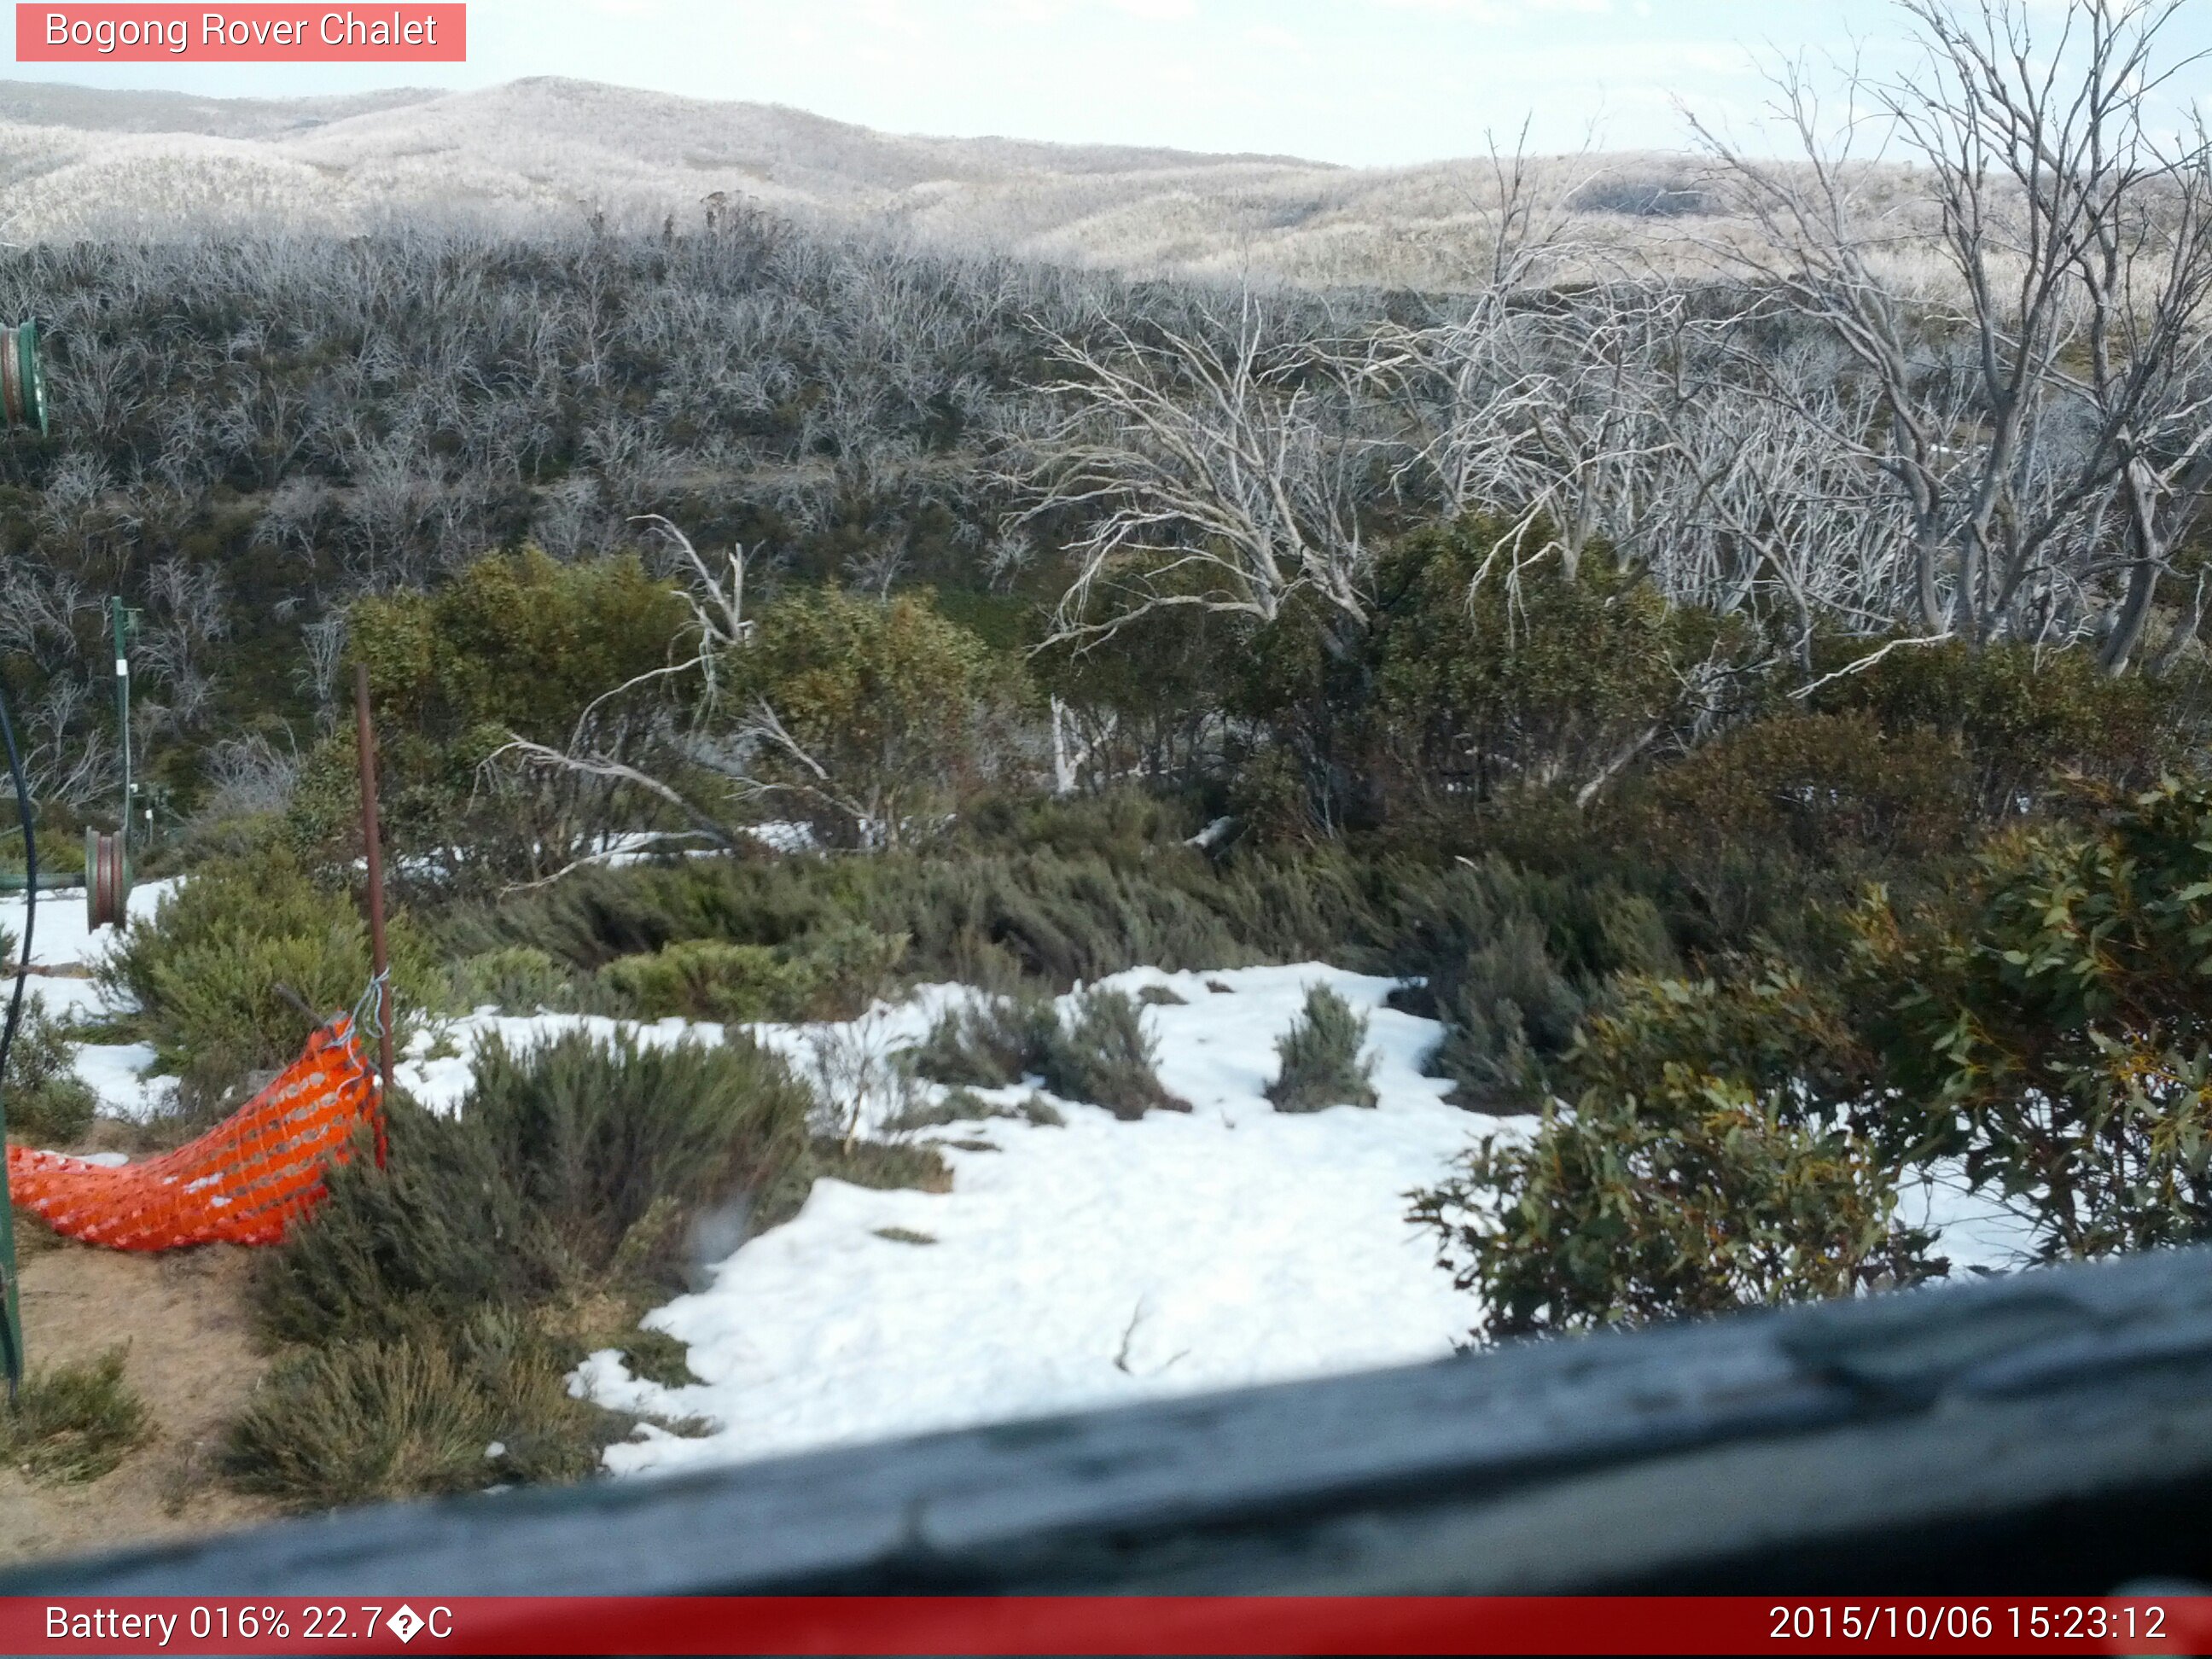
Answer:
0 876 175 972
576 964 1498 1478
3 880 183 1123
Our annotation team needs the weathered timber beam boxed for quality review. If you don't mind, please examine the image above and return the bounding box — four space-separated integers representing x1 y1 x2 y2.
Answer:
13 1244 2212 1595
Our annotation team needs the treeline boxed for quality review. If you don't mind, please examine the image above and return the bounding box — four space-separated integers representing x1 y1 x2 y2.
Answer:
197 527 2212 1324
0 214 1332 816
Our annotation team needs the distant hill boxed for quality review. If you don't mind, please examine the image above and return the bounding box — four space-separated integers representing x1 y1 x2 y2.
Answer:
0 81 439 137
0 76 1755 288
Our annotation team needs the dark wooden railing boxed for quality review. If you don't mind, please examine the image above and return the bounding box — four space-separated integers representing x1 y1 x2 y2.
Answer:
12 1243 2212 1595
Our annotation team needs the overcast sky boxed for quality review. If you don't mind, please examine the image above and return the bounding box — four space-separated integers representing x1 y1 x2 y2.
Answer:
8 0 2211 166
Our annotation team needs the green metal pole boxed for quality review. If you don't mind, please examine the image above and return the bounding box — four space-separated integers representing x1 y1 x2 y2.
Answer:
0 871 81 893
0 673 36 1400
111 598 131 859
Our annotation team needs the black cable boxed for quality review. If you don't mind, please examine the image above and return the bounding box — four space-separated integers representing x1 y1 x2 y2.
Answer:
0 667 32 1400
0 677 32 1093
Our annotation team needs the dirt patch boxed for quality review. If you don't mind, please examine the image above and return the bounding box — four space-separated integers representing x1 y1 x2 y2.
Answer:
0 1237 277 1567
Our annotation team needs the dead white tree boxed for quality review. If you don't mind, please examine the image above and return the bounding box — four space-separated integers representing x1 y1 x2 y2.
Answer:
1696 0 2212 664
1358 143 1623 584
1011 293 1377 657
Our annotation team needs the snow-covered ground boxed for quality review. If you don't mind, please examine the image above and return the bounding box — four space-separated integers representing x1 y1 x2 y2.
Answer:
403 968 1489 1474
9 869 2046 1474
583 965 1488 1476
403 963 2044 1481
2 877 182 1121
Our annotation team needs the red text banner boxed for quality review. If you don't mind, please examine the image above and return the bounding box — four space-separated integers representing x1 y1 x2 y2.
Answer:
16 5 464 61
2 1596 2209 1655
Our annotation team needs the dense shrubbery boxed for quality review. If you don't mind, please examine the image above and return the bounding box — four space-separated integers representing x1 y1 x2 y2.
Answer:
288 549 691 884
99 846 445 1113
1807 637 2201 813
1411 969 1925 1336
1413 1086 1941 1337
449 945 586 1015
234 1029 815 1508
721 588 1035 851
226 1316 616 1507
22 191 2212 1516
255 1029 814 1346
1415 777 2212 1336
1362 519 1755 812
33 475 2212 1433
597 923 908 1024
1848 777 2212 1260
599 940 818 1024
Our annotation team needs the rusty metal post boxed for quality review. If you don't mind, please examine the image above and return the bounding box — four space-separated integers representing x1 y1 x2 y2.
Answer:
353 663 393 1107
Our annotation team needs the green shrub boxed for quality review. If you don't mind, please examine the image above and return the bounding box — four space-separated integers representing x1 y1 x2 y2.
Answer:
1412 1082 1943 1339
434 847 1281 993
1267 986 1377 1112
789 918 909 1016
1384 855 1669 1106
251 1103 544 1348
1228 746 1324 847
5 1347 149 1484
290 549 692 888
723 587 1034 850
1848 777 2212 1259
1809 636 2197 812
1622 712 1972 859
598 940 816 1023
885 1086 1065 1132
2 998 97 1143
256 1030 814 1350
225 1336 489 1508
904 992 1058 1088
955 787 1200 862
902 985 1186 1116
1364 516 1757 809
467 1030 816 1276
805 1136 952 1196
1429 915 1585 1109
1043 988 1190 1119
619 1329 700 1388
1563 969 1878 1131
451 946 585 1014
99 849 444 1113
223 1315 617 1511
1408 960 1929 1336
239 1026 962 1507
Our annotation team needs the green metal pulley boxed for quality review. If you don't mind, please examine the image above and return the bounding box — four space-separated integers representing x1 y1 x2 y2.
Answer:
1 320 46 435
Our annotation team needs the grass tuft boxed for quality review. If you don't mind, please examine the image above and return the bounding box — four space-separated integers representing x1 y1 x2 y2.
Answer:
223 1315 614 1509
6 1347 150 1485
1045 989 1190 1120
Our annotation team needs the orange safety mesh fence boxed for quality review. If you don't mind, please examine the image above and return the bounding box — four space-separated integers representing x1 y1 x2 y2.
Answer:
5 1015 380 1251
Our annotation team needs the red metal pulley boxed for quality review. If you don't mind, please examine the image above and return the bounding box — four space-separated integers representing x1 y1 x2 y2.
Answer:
84 828 130 931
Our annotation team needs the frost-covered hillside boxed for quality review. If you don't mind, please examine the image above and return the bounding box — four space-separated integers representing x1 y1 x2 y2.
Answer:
0 76 1846 288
